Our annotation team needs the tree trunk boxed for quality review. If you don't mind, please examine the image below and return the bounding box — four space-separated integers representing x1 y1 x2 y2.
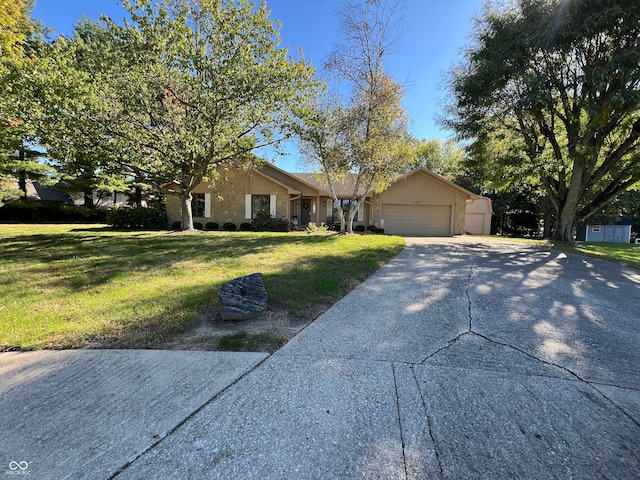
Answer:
549 161 586 243
179 191 194 231
542 209 554 239
18 149 27 199
346 205 355 234
83 188 94 208
551 193 579 243
134 186 142 207
552 211 575 243
331 196 346 233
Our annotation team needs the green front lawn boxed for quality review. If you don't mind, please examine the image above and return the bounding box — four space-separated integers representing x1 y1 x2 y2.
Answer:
480 235 640 269
551 241 640 270
0 224 404 351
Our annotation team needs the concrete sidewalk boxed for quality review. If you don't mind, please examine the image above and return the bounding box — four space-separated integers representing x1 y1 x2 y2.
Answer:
2 237 639 479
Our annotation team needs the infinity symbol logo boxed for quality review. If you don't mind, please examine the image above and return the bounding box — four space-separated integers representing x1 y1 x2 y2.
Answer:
9 461 28 471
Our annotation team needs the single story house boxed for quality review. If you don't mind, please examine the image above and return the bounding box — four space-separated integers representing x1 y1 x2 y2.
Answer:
576 216 633 243
166 163 487 236
464 196 493 235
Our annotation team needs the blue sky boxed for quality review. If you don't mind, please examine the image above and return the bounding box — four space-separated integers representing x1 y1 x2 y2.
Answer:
32 0 485 171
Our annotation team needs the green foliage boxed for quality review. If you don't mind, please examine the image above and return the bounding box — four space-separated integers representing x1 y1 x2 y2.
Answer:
366 225 385 234
445 0 640 242
205 221 218 230
354 224 366 232
250 210 290 232
0 1 56 202
34 21 131 208
85 0 320 230
222 222 237 231
411 139 467 179
488 189 544 238
305 222 330 233
0 199 107 223
0 0 43 60
106 207 167 230
0 175 20 206
0 41 55 198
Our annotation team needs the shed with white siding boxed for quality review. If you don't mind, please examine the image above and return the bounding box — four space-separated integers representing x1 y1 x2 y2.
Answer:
465 196 493 235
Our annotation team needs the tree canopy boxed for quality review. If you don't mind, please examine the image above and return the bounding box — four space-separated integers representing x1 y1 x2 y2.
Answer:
0 0 53 205
0 0 38 60
54 0 319 229
444 0 640 242
410 138 466 180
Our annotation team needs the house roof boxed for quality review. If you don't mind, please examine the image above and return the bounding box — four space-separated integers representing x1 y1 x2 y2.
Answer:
254 162 320 196
289 173 371 198
251 167 301 195
394 168 476 199
10 179 74 204
288 168 477 200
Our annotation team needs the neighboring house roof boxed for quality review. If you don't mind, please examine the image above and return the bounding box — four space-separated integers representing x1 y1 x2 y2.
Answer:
10 179 74 204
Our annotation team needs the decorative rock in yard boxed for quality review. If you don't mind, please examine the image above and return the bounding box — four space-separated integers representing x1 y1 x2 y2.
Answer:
219 273 268 320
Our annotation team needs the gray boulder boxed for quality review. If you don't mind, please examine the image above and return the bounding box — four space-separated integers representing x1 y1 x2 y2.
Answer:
219 273 268 320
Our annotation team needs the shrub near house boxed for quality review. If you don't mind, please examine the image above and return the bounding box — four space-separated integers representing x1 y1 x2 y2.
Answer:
106 207 167 230
251 210 290 232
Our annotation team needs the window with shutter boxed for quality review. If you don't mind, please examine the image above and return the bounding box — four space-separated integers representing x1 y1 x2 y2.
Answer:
246 194 273 218
191 193 206 217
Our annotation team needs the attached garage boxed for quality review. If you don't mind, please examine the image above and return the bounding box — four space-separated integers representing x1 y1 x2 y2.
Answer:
382 204 451 236
370 168 474 236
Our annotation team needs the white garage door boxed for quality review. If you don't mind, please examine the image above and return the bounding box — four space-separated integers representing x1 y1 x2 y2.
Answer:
465 213 485 235
382 204 451 236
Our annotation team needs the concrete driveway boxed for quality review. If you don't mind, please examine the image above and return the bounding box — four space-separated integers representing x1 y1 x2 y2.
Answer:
1 237 639 479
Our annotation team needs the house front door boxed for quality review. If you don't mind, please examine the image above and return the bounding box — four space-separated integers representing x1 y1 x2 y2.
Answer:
300 198 312 226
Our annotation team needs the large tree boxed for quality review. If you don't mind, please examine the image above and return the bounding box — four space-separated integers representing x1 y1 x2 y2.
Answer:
0 0 51 204
444 0 640 242
39 20 133 208
84 0 317 230
300 0 412 234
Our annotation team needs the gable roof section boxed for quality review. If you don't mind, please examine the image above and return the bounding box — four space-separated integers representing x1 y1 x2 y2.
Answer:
257 163 329 196
289 173 371 198
250 165 301 195
291 168 475 200
9 179 74 204
392 168 475 199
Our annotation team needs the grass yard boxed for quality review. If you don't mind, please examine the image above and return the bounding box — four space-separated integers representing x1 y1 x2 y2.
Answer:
478 235 640 269
0 224 404 351
550 241 640 270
